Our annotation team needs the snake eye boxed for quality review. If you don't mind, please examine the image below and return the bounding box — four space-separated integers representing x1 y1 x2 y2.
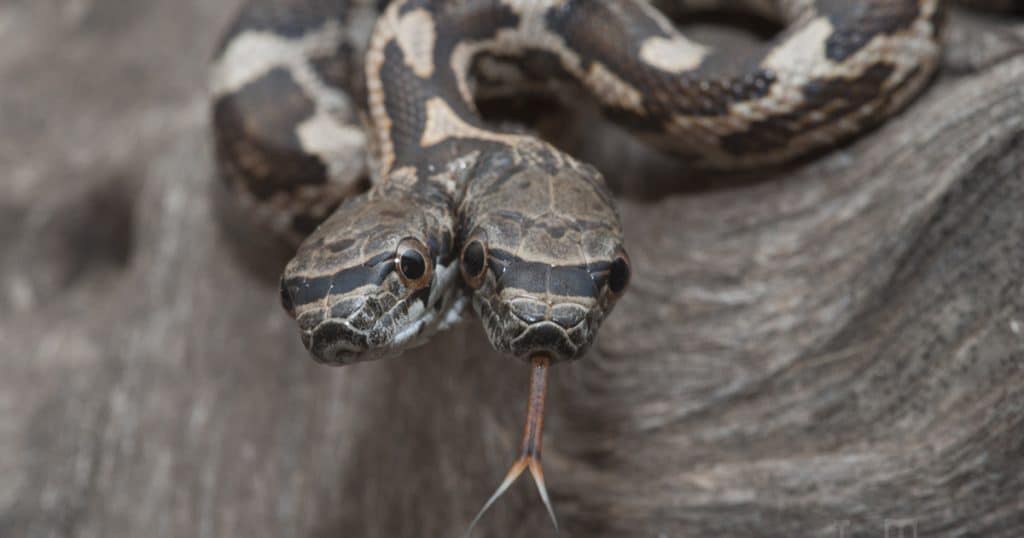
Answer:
279 277 296 318
461 237 488 289
607 250 631 298
396 238 433 290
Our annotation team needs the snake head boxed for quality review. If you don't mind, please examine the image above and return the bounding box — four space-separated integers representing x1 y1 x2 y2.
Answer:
279 182 464 365
459 145 629 363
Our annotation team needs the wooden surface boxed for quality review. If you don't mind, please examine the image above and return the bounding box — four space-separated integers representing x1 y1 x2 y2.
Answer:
1 2 1023 537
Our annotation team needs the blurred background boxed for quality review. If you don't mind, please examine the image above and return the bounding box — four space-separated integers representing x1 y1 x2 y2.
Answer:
2 1 1023 537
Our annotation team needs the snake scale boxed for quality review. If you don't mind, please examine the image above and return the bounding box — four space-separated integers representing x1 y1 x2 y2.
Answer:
209 0 969 532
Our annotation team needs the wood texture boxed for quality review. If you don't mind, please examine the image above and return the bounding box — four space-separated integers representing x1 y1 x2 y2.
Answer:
1 2 1022 537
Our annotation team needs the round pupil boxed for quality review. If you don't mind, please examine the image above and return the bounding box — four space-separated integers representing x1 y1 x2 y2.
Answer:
609 257 630 293
400 249 426 280
463 241 486 277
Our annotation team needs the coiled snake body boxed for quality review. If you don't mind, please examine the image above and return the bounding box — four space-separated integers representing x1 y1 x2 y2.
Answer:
213 0 944 364
212 0 948 530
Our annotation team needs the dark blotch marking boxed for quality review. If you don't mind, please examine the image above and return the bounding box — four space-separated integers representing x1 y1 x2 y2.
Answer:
310 44 361 99
720 63 897 156
547 0 780 132
213 67 328 200
818 0 923 62
379 1 520 170
471 48 575 87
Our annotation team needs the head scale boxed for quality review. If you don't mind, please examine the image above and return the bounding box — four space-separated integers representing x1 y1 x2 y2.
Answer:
458 144 630 363
280 182 462 364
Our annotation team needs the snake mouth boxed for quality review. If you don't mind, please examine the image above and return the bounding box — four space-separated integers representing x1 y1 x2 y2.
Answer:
480 296 597 362
292 292 398 364
508 321 588 362
295 276 466 365
301 319 378 365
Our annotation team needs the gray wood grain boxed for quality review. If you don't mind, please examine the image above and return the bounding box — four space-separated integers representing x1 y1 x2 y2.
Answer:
1 2 1022 537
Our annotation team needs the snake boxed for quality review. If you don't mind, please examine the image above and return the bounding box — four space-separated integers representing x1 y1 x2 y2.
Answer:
211 0 949 531
212 0 945 366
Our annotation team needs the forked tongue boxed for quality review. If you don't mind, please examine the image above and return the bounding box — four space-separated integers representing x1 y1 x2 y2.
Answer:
463 355 559 537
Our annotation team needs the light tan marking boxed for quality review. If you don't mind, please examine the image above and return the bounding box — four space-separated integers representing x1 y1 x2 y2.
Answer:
420 97 526 148
395 8 437 78
296 113 368 189
366 5 398 172
387 165 419 188
211 22 344 96
450 41 488 106
584 62 646 114
762 17 834 78
638 35 708 74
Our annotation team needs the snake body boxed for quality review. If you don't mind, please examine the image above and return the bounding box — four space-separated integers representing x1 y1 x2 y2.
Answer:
212 0 944 364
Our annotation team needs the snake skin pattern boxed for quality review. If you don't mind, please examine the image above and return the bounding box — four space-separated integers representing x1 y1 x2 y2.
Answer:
211 0 946 364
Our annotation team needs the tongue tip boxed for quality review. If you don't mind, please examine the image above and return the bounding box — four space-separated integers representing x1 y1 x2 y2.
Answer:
462 457 529 538
462 455 560 538
528 458 560 533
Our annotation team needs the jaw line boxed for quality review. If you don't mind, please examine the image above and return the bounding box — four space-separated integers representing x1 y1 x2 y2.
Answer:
304 319 366 362
300 260 466 361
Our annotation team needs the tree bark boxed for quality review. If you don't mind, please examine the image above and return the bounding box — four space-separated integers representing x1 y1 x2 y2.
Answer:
1 2 1022 537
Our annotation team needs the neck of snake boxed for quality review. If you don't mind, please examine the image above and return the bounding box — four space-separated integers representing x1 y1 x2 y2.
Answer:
367 1 526 178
